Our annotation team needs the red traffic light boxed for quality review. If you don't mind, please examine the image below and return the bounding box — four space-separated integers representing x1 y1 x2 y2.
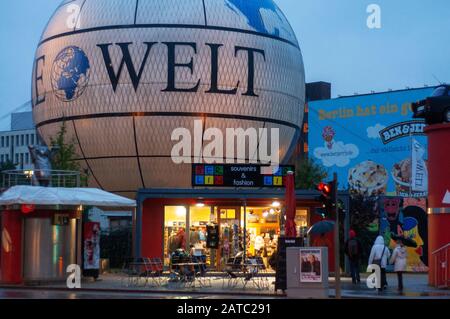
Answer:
317 182 332 195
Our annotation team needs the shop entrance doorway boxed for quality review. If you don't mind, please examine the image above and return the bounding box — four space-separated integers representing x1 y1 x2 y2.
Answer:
216 207 242 271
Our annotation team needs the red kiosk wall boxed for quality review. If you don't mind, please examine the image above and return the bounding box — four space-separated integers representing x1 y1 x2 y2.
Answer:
425 124 450 286
141 199 164 258
1 211 23 284
141 199 197 259
428 215 450 286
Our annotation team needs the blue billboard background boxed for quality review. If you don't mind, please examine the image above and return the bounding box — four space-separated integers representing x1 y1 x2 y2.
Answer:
308 87 435 198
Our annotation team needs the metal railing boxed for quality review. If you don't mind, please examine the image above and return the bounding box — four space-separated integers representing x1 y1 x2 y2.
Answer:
432 243 450 289
1 169 81 188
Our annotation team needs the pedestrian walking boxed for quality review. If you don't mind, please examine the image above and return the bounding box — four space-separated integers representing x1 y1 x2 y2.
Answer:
368 235 391 293
344 230 362 284
390 239 407 292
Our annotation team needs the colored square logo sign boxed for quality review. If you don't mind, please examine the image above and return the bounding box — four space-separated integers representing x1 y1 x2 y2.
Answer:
214 176 224 185
205 176 214 185
264 176 273 186
195 175 204 185
274 176 283 186
195 165 204 175
215 166 224 175
205 166 214 175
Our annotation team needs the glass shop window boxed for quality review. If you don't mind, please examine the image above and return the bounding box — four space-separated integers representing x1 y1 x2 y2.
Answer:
164 206 187 266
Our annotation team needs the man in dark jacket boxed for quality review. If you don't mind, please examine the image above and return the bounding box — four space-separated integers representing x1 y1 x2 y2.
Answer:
345 230 362 284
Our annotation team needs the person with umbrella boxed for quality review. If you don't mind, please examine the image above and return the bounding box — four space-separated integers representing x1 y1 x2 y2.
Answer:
308 221 334 249
312 232 332 249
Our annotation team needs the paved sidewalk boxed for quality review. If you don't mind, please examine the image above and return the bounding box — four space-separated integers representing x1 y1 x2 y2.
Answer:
1 273 448 299
1 272 282 297
331 273 450 299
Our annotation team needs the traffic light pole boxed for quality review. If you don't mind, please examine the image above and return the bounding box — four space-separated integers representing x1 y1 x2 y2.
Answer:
333 172 341 299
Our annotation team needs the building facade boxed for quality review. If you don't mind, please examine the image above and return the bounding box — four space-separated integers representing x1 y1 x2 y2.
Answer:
291 82 332 164
0 111 43 170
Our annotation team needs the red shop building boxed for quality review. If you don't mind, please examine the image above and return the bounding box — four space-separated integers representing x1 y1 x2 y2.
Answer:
0 186 136 284
134 189 350 273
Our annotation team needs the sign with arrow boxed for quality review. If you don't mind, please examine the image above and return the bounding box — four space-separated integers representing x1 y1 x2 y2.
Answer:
443 190 450 205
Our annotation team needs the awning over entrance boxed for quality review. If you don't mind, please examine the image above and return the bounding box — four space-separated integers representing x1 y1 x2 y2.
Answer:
137 188 326 202
0 186 136 207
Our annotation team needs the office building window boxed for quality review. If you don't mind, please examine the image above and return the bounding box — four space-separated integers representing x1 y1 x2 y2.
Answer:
16 136 19 147
31 134 34 145
6 136 9 147
25 153 29 164
20 153 24 168
1 155 3 163
5 154 8 161
26 134 29 145
21 135 24 146
15 153 19 164
1 137 4 148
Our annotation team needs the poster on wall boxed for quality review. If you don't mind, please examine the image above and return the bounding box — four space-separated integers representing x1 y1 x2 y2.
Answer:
83 222 100 270
379 197 428 272
309 87 434 198
300 248 323 283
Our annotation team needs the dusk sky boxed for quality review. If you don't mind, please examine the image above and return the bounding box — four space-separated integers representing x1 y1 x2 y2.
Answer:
1 0 449 130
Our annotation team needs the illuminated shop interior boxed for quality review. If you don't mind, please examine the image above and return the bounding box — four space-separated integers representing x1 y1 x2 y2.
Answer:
162 203 310 270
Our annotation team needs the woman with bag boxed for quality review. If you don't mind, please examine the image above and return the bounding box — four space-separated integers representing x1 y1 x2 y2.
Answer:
368 236 391 293
390 239 407 292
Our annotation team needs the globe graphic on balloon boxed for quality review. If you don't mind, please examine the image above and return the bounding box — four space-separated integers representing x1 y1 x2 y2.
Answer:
33 0 305 198
225 0 286 35
51 46 90 102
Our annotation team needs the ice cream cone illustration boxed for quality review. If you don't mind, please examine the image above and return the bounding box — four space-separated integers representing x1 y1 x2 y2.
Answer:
322 126 336 149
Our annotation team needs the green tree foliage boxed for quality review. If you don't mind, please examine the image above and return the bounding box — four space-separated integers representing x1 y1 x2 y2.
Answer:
295 158 328 190
0 159 17 171
50 122 89 186
100 228 132 269
50 122 80 171
349 194 380 268
0 160 17 187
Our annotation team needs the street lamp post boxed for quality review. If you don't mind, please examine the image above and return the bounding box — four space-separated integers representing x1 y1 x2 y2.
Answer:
333 172 341 299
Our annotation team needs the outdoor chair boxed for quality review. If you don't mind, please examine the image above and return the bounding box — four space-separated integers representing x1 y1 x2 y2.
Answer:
132 257 150 287
139 257 162 287
168 254 195 289
191 255 211 288
148 258 166 287
254 256 271 290
223 252 245 289
120 258 134 287
242 257 270 290
121 257 145 288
